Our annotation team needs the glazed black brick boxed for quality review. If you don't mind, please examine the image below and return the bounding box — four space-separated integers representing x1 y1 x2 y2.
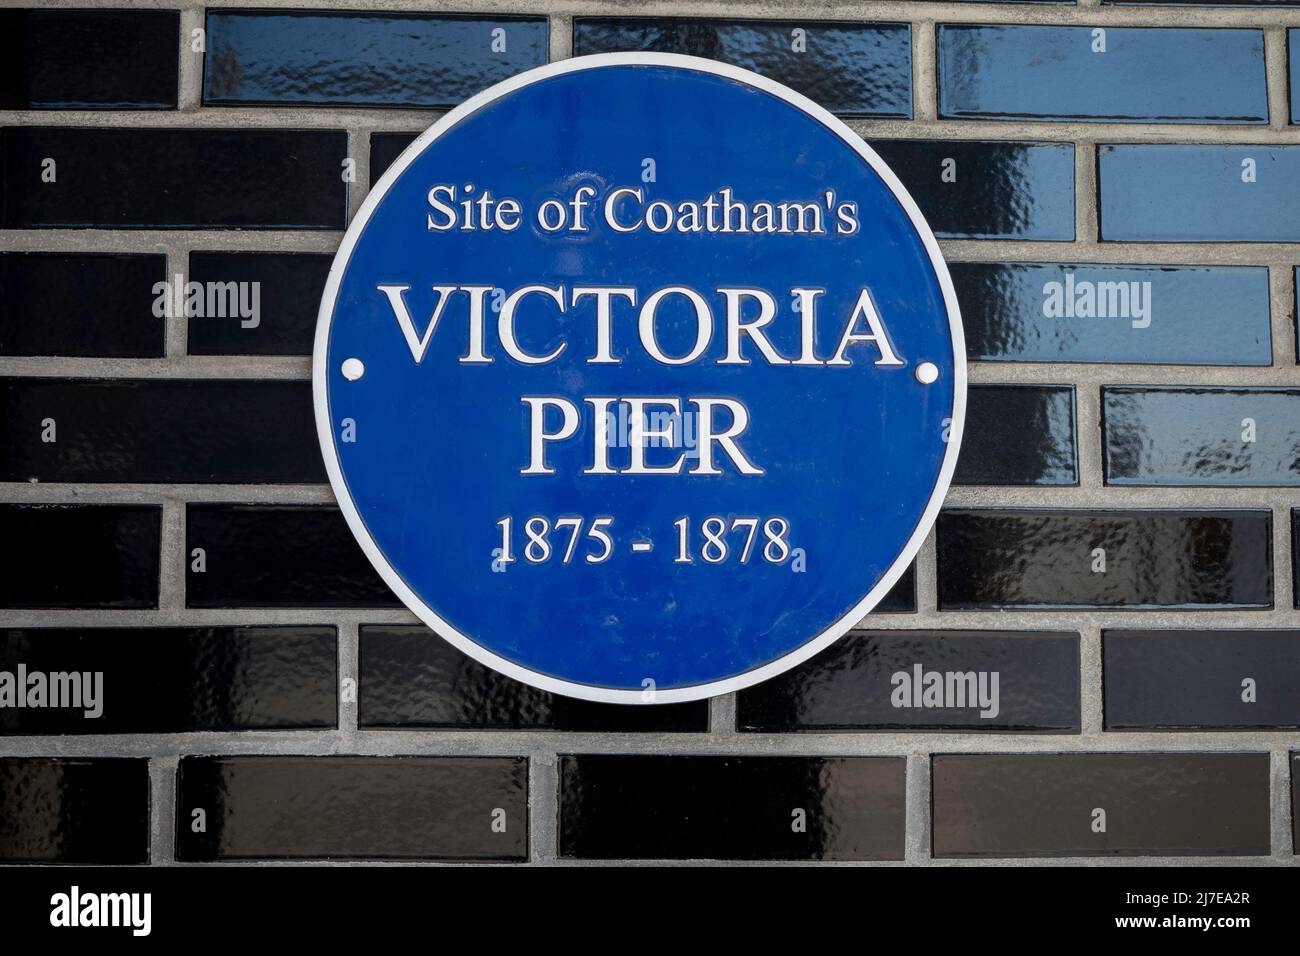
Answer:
370 134 1075 240
0 128 347 229
573 17 911 118
186 505 397 608
559 755 905 860
868 140 1074 240
0 758 148 864
1104 387 1300 487
0 9 178 110
950 261 1272 366
370 132 418 184
1105 630 1300 730
205 11 547 109
933 753 1269 857
0 505 160 609
0 627 336 734
0 379 325 483
1099 145 1300 242
176 756 527 861
957 386 1077 486
877 561 917 613
737 631 1080 733
937 510 1272 609
938 26 1266 124
0 253 166 357
187 253 332 356
360 625 705 731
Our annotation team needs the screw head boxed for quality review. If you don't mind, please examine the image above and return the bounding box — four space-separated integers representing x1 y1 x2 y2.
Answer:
915 361 939 385
341 358 365 381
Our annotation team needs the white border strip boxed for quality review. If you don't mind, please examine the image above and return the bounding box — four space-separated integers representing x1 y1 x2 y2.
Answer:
312 52 967 704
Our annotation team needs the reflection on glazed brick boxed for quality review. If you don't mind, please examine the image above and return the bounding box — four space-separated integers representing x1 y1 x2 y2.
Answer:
1104 387 1300 486
0 253 167 358
1104 630 1300 729
737 630 1080 732
359 624 706 731
0 627 337 734
957 386 1077 486
204 11 547 109
574 17 911 117
0 9 178 110
0 127 347 229
0 758 149 863
0 379 325 484
559 754 905 860
938 25 1266 124
185 505 398 608
937 510 1272 608
868 140 1074 239
932 753 1270 856
0 505 160 609
950 262 1271 365
1099 145 1300 242
175 756 528 861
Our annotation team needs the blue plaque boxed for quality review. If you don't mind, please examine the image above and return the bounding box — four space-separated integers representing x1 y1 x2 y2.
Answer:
315 54 965 702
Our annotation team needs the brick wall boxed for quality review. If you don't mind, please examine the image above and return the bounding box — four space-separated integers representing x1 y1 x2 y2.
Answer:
0 0 1298 865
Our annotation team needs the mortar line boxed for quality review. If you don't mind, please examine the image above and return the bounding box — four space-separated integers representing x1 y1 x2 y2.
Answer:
149 755 179 866
1080 623 1104 736
1075 138 1098 245
1271 746 1294 857
2 728 1296 758
905 751 931 862
1273 504 1295 612
177 8 204 113
529 752 559 864
915 527 938 614
1075 378 1104 490
160 238 192 360
710 693 738 734
338 620 360 737
9 109 1300 144
346 129 371 225
1265 26 1292 132
157 498 187 611
1268 262 1297 369
550 12 573 61
913 19 937 124
15 0 1300 29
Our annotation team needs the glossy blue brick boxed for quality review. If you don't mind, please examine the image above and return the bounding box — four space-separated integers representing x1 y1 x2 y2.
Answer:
952 262 1271 365
204 11 547 108
938 26 1266 124
1292 32 1300 124
573 18 911 118
1105 387 1300 486
1100 145 1300 242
